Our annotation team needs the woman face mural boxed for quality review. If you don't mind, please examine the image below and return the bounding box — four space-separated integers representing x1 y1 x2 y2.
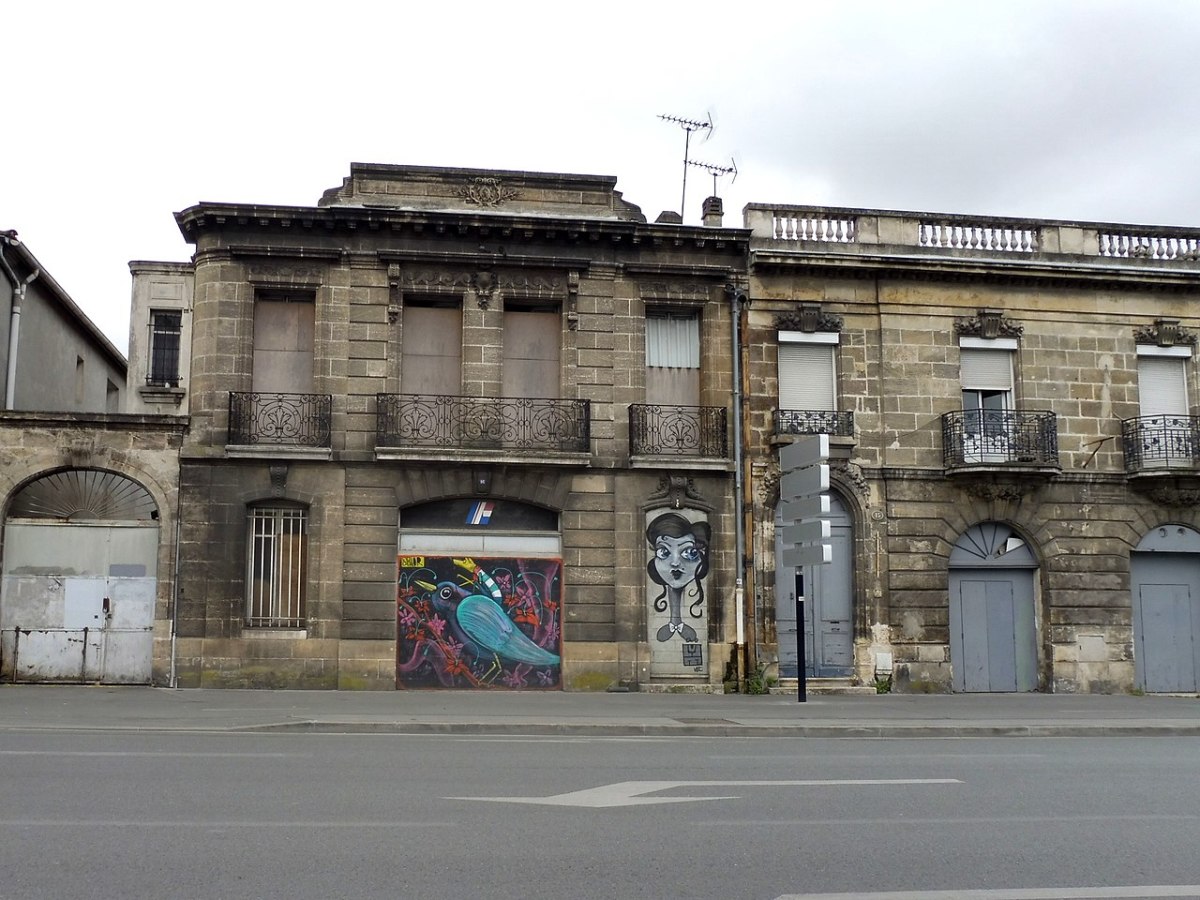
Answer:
646 512 710 647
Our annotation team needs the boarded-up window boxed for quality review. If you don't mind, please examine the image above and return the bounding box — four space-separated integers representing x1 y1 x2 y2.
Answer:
778 343 835 410
502 307 560 398
1138 355 1189 417
646 312 700 407
252 292 315 394
402 302 462 395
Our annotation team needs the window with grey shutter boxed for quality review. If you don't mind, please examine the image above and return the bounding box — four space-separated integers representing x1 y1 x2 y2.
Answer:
1138 356 1188 417
778 343 835 411
402 301 462 396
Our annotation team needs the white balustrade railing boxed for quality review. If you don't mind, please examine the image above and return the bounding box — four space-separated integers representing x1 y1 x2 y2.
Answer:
1098 232 1200 261
772 212 856 243
919 221 1038 252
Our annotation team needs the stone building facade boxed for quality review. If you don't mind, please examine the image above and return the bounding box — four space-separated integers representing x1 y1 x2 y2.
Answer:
169 164 748 690
744 205 1200 693
0 234 185 686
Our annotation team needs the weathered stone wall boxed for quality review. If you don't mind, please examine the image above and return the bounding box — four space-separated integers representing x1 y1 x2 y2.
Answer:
746 262 1200 693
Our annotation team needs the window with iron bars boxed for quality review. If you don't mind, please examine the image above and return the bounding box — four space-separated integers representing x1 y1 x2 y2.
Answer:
246 506 308 628
148 310 182 387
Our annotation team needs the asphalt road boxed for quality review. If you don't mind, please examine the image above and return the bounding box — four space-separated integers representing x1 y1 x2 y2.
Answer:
1 730 1199 900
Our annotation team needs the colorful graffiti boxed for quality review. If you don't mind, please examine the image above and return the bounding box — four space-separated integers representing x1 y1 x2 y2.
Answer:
397 555 562 689
645 510 711 676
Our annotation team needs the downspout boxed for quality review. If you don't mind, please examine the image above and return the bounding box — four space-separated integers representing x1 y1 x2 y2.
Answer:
727 283 749 689
0 233 39 410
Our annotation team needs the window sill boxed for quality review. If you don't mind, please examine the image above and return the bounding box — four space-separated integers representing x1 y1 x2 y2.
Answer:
241 628 308 640
138 385 186 407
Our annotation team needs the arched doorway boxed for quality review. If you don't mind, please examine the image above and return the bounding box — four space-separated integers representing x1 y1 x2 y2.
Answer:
1131 524 1200 693
774 491 854 678
1 469 160 683
948 521 1039 692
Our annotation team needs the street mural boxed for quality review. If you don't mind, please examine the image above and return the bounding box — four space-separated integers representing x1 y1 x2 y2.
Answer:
397 555 562 689
645 510 710 677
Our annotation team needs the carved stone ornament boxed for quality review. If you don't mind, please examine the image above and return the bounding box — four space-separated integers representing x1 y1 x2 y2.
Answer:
387 263 402 324
954 308 1023 339
774 302 843 334
472 271 497 309
832 460 869 499
457 177 518 207
1138 484 1200 507
269 463 289 497
646 475 712 512
1133 318 1196 348
961 479 1029 502
566 271 580 331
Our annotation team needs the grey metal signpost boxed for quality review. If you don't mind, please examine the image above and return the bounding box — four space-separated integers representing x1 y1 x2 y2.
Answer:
778 434 832 703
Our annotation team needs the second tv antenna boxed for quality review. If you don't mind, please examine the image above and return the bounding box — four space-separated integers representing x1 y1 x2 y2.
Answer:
659 113 712 222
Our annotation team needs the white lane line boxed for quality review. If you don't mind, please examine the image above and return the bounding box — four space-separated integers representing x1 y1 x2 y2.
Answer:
0 819 452 828
700 813 1200 827
775 887 1200 900
0 750 303 758
708 753 1046 760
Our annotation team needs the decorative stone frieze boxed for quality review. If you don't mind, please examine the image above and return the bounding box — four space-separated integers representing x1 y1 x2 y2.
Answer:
456 177 518 207
646 474 712 512
954 308 1023 339
1133 318 1196 347
387 264 402 323
774 302 843 333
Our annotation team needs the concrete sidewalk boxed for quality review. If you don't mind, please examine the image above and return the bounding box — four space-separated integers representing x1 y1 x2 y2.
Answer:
1 684 1199 737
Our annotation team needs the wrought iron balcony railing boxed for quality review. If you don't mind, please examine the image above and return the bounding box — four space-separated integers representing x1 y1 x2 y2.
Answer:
629 404 728 458
775 409 854 437
228 392 332 447
376 394 590 453
941 409 1058 468
1121 415 1200 473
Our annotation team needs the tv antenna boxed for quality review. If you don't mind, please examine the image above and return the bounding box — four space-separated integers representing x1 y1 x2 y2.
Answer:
686 157 738 198
659 113 713 221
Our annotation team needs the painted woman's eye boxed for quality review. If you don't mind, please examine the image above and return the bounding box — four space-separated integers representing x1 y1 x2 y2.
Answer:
656 546 671 560
681 547 700 562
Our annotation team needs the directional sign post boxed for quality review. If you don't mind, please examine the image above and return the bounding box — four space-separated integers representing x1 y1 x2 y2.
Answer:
777 434 832 703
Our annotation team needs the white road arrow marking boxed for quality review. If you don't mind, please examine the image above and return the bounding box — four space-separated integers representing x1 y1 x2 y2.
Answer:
448 778 961 808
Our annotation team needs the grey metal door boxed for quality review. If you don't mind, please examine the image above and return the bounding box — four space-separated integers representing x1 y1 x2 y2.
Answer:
951 574 1036 691
1131 551 1200 693
949 522 1038 692
775 493 853 678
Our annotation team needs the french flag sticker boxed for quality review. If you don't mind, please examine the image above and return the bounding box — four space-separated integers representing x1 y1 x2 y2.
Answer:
467 501 494 525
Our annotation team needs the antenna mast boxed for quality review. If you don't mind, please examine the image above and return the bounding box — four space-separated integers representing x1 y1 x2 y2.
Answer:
658 113 712 222
686 157 738 198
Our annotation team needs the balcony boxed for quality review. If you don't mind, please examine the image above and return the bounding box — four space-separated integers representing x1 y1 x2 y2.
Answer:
629 404 728 461
775 409 854 437
228 392 332 448
375 394 590 455
1122 415 1200 475
942 409 1059 471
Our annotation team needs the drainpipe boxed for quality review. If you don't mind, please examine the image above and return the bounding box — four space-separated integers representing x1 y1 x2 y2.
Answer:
0 232 40 410
727 283 749 689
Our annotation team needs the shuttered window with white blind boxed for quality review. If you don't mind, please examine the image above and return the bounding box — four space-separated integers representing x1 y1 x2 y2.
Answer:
1138 355 1188 417
960 348 1014 393
778 343 836 410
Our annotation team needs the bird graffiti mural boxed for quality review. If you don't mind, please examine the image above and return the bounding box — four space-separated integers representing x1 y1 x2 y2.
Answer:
397 555 561 689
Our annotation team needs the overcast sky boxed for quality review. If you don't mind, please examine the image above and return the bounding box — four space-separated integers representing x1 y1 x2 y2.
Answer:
5 1 1199 354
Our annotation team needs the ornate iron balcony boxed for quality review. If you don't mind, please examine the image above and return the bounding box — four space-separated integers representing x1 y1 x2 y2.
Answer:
942 409 1058 468
228 392 332 447
1121 415 1200 473
776 409 854 437
376 394 590 453
629 404 728 458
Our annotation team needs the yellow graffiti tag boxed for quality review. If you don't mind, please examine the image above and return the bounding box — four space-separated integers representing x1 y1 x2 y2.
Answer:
399 556 425 568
